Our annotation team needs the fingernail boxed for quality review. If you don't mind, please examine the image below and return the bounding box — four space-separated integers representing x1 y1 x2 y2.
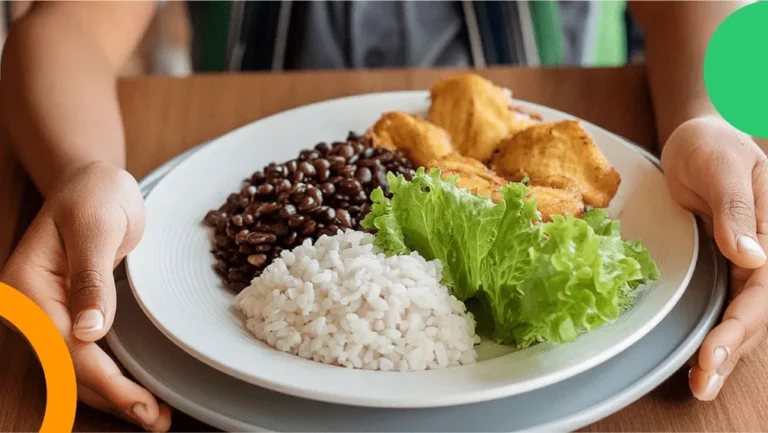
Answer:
737 235 766 260
73 309 104 336
695 372 724 401
712 346 730 371
131 403 151 425
688 368 692 378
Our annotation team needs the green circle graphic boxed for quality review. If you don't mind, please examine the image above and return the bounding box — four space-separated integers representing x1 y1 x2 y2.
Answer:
704 2 768 138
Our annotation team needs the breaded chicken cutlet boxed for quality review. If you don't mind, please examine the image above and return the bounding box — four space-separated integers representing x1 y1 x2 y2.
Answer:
367 111 454 167
428 74 540 162
426 153 508 203
426 154 583 221
491 120 621 209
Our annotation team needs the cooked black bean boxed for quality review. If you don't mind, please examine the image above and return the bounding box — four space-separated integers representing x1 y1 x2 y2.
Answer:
276 179 292 193
205 134 415 293
268 222 290 236
204 211 223 226
283 231 298 246
355 167 372 184
320 182 336 196
306 187 323 205
352 190 368 204
279 204 297 219
283 232 299 247
298 161 316 177
300 220 317 236
298 196 319 212
333 208 350 225
250 171 266 184
328 156 346 171
340 179 362 195
236 230 250 246
336 144 355 160
242 185 257 197
341 165 357 178
315 142 331 153
238 244 255 254
285 160 298 174
246 232 276 245
247 254 267 267
215 261 228 276
257 183 275 195
288 214 306 228
289 183 307 194
361 147 375 159
316 206 336 222
258 203 282 215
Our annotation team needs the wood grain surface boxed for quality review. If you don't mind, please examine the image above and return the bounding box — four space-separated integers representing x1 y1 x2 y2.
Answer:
1 66 767 432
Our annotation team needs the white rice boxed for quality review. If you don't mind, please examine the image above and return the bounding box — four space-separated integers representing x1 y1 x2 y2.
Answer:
235 229 479 371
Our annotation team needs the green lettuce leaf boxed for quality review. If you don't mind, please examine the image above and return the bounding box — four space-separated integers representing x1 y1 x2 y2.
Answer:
363 168 661 348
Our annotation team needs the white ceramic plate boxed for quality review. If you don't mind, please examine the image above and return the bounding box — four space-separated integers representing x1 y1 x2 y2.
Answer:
126 91 698 408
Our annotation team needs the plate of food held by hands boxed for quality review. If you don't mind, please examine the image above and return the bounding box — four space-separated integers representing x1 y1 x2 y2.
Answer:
125 73 697 408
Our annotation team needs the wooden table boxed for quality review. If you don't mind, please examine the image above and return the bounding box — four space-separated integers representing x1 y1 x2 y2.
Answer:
2 67 768 432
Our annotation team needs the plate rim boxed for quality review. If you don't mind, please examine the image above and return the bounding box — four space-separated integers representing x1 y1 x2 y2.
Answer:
125 90 700 408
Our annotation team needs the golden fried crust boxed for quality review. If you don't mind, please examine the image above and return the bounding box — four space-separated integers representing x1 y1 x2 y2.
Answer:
527 178 585 222
368 111 454 167
491 120 621 209
428 74 538 162
427 154 508 203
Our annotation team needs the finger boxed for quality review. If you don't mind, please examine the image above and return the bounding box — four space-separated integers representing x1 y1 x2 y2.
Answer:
707 154 766 269
78 385 148 428
692 262 768 400
58 209 127 342
80 385 173 433
72 343 170 431
752 157 768 236
730 264 751 301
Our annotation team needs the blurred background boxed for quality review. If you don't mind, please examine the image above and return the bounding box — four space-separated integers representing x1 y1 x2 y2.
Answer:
0 0 647 77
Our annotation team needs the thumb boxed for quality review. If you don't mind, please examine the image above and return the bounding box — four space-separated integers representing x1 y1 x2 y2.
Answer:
60 211 126 343
707 159 766 269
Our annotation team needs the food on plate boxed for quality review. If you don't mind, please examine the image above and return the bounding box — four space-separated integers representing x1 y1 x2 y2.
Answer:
205 73 657 367
426 153 507 203
367 111 454 167
204 133 415 292
491 120 621 209
235 230 479 371
428 73 540 162
362 168 659 347
426 154 583 220
526 177 585 222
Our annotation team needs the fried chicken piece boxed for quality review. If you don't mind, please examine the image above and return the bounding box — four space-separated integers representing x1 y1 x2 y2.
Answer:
427 153 508 202
428 73 539 162
526 177 585 222
491 120 621 209
367 111 454 167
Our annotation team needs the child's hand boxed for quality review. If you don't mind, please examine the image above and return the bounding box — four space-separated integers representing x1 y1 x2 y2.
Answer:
662 116 768 401
0 162 170 431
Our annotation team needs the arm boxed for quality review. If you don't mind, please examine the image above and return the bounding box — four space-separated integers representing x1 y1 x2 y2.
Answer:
628 1 748 146
0 1 155 196
632 2 768 403
0 4 174 430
